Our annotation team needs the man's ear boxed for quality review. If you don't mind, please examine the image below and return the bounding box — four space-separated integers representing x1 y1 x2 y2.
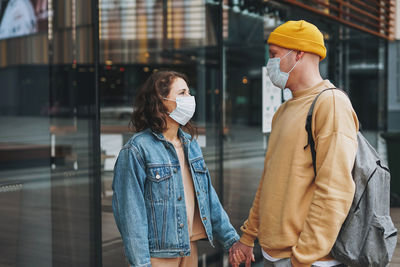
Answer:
296 51 305 61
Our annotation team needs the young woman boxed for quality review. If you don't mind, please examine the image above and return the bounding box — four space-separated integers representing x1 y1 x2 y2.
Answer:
112 71 239 267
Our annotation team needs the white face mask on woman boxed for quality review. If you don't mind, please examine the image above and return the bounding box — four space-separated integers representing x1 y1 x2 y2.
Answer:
163 96 196 125
266 50 300 90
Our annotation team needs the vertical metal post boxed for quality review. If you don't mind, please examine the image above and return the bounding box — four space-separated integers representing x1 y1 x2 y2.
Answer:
378 38 388 131
343 27 350 93
377 38 389 164
397 43 400 103
335 26 344 88
163 0 168 49
91 0 102 266
217 0 224 205
217 1 225 266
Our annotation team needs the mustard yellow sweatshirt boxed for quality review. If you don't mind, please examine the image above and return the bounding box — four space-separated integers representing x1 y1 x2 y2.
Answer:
240 80 359 267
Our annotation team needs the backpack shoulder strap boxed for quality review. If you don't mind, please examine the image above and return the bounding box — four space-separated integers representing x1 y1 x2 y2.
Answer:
305 87 346 176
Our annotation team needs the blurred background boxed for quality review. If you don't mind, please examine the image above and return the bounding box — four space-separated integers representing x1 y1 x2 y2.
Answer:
0 0 400 266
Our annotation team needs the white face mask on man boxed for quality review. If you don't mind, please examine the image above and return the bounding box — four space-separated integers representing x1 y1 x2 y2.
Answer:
163 96 196 126
266 50 300 90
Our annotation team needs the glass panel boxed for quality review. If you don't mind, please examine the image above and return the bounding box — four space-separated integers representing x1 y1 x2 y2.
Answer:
0 0 99 266
99 0 224 266
222 2 272 262
347 30 381 131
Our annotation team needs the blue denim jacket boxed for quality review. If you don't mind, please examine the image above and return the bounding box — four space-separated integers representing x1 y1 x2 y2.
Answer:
112 128 239 267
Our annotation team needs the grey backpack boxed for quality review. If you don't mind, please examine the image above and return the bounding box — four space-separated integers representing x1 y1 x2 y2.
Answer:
305 88 398 267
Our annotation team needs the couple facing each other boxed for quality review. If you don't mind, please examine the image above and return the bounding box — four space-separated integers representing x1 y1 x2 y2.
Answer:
112 20 357 267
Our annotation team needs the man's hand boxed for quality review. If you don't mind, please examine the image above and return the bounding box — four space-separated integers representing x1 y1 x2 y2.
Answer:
229 241 255 267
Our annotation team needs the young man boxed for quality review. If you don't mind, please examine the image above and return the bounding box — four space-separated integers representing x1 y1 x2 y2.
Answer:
229 20 359 267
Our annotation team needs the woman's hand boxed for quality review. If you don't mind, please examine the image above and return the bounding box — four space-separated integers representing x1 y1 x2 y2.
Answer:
229 241 255 267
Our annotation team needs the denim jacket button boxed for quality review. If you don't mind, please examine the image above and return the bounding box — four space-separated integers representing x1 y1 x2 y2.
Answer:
202 217 207 221
156 174 160 179
178 196 182 201
179 223 184 228
179 251 184 256
173 168 178 173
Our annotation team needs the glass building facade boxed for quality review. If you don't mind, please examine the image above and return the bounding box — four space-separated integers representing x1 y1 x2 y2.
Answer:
0 0 396 266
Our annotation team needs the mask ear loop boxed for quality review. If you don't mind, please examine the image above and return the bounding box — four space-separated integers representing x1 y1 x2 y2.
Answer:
287 58 301 74
281 50 293 59
280 49 300 74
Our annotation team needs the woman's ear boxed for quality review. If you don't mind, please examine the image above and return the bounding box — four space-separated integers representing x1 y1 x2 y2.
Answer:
162 97 176 114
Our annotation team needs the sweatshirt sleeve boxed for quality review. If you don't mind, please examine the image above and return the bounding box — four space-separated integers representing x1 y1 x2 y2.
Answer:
291 90 359 267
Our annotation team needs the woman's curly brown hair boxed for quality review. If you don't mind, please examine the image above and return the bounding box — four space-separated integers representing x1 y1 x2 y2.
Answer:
130 70 197 138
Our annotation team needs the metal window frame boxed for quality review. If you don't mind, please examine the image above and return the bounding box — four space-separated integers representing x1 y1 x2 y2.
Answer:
91 0 102 266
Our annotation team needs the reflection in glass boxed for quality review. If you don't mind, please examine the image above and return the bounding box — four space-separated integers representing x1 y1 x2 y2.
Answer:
0 1 99 266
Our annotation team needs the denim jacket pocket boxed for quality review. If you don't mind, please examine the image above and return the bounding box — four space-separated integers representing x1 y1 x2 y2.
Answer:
145 165 173 202
191 158 208 193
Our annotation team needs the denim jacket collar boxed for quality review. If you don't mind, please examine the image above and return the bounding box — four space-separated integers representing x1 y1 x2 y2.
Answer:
150 128 191 143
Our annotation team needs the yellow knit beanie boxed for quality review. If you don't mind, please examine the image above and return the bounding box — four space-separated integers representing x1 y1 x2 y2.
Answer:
267 20 327 61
